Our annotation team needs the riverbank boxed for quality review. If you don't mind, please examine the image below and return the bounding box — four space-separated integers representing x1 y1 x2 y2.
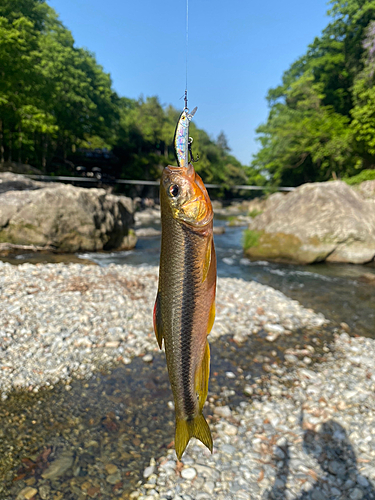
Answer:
0 262 326 396
2 262 374 500
132 332 375 500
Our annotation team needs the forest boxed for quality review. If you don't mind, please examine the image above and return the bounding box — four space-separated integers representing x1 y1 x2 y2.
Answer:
252 0 375 186
1 0 375 187
0 0 253 187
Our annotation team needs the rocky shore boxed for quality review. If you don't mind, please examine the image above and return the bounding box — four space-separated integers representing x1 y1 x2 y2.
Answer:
0 262 325 396
132 333 375 500
1 262 374 499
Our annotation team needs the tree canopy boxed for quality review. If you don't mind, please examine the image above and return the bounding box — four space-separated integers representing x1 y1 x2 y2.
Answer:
252 0 375 186
0 0 252 188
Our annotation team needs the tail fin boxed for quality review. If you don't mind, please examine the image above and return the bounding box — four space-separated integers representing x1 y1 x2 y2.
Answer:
175 413 213 460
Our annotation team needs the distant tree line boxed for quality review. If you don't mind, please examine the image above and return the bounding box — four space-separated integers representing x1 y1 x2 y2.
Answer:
0 0 260 188
252 0 375 186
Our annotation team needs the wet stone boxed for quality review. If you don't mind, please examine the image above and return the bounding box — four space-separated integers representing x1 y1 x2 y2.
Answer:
16 487 38 500
105 463 118 475
106 471 122 484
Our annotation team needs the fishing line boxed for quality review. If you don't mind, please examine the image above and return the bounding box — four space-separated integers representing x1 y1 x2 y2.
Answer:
184 0 189 110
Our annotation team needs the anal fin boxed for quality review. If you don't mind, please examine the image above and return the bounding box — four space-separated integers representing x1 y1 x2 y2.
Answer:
195 341 210 411
207 301 215 335
153 292 163 349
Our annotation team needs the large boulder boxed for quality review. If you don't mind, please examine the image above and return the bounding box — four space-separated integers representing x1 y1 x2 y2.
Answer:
0 173 136 253
245 181 375 265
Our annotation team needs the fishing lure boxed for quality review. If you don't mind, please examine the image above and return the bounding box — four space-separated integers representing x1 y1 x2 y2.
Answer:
174 106 198 169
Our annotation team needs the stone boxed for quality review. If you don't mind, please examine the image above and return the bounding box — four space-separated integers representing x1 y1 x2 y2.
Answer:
243 385 253 396
143 354 154 363
350 488 364 500
143 465 155 478
16 487 38 500
180 468 197 480
213 406 232 418
106 471 122 484
221 444 236 454
105 463 118 475
203 481 215 495
224 423 238 436
42 451 74 479
0 173 136 253
38 485 51 500
356 475 369 487
245 181 375 264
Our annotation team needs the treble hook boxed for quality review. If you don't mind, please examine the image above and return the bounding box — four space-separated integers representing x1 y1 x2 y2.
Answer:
188 137 199 163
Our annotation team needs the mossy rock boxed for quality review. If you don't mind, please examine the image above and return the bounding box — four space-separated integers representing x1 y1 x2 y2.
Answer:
244 231 335 265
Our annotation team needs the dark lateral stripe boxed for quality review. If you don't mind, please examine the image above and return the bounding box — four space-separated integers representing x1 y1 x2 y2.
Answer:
181 227 198 417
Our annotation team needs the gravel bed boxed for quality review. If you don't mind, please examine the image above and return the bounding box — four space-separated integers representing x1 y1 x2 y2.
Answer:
0 261 326 397
132 333 375 500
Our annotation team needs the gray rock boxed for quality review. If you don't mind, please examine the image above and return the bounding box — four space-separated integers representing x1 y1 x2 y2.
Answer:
350 488 364 500
144 465 155 478
0 173 136 252
38 485 51 500
42 451 74 479
106 471 122 484
221 444 236 454
214 406 232 418
245 181 375 264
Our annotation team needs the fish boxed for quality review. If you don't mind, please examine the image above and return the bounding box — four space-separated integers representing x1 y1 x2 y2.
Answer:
174 107 197 169
154 160 216 460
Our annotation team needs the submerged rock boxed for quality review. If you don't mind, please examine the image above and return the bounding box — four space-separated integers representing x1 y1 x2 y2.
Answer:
244 181 375 265
0 173 136 252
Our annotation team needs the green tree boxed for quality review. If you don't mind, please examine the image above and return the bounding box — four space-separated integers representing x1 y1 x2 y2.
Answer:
253 0 375 185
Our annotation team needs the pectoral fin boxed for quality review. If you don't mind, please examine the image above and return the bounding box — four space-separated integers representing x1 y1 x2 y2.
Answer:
195 341 210 411
153 292 163 349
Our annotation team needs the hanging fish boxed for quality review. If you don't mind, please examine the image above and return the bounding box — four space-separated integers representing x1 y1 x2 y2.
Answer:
174 107 198 169
154 141 216 459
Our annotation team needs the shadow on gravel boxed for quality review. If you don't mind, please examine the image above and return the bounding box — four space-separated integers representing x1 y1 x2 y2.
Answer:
266 419 375 500
2 326 332 499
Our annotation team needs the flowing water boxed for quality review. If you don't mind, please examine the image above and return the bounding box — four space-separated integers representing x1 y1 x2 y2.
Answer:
1 215 374 498
77 218 374 339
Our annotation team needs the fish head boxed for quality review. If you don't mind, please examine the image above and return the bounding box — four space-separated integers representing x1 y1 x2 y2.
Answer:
161 163 213 228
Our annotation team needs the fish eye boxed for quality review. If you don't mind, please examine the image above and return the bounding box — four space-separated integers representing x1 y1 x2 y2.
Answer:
169 185 179 197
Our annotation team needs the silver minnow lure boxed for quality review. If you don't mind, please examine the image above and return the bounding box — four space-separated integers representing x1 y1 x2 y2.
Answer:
174 107 197 168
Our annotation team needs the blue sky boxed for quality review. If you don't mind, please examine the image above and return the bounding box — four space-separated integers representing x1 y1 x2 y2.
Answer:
48 0 330 165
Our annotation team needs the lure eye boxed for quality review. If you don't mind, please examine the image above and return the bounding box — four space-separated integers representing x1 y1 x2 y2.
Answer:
169 185 179 197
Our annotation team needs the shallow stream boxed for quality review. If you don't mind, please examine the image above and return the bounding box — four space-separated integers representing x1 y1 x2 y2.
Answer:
1 215 374 498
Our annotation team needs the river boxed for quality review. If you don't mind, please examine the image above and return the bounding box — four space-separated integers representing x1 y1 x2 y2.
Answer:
76 217 374 339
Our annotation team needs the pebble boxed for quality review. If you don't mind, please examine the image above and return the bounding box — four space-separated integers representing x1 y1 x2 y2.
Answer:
0 262 326 395
16 487 38 500
106 471 121 484
41 451 73 479
105 463 118 475
143 465 155 478
214 406 232 418
143 354 154 363
131 333 375 500
180 468 197 480
350 488 364 500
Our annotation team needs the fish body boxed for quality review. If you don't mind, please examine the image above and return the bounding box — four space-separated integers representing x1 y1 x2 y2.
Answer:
174 107 197 169
154 162 216 459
